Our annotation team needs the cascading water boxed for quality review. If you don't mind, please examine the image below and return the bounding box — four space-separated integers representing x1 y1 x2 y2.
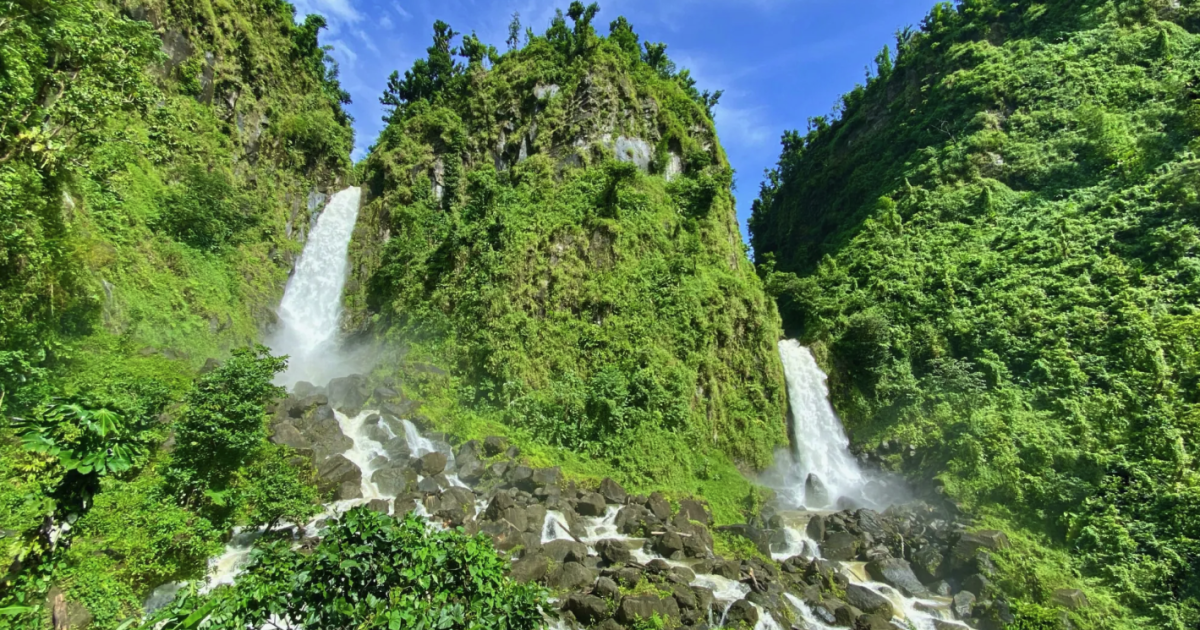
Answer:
269 186 362 387
767 339 887 510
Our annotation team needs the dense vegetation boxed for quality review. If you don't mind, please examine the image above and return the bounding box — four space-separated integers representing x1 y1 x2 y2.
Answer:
348 5 788 497
147 508 547 630
0 0 352 626
750 0 1200 627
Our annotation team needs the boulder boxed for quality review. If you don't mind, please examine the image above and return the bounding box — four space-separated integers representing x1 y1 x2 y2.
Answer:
576 492 608 517
865 558 929 598
675 499 711 526
647 492 671 520
615 504 657 536
951 530 1010 569
599 478 628 504
510 552 551 583
547 562 596 591
963 573 994 598
373 385 399 401
49 587 93 630
531 467 561 489
543 539 589 564
670 583 697 611
372 467 417 497
844 584 894 618
594 576 620 599
822 531 861 561
594 538 633 565
616 593 681 625
326 375 370 414
508 465 534 490
316 455 361 494
415 452 447 476
457 459 486 485
723 599 759 627
456 440 481 466
653 531 685 559
911 544 947 582
1052 588 1089 610
365 499 390 514
270 422 312 454
336 481 362 501
433 487 477 524
483 436 508 456
292 381 319 398
805 473 831 507
951 590 976 619
854 613 894 630
305 416 354 461
806 514 827 541
563 593 608 625
612 566 644 587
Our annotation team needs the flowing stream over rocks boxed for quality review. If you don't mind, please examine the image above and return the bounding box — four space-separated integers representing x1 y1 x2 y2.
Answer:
172 188 995 630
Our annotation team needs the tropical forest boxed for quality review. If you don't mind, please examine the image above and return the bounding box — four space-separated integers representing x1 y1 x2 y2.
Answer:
0 1 1197 629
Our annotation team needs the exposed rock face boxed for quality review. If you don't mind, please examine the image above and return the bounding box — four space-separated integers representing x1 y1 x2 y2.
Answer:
865 558 929 598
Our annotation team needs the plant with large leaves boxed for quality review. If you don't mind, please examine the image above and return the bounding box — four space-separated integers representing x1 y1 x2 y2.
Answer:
11 400 145 478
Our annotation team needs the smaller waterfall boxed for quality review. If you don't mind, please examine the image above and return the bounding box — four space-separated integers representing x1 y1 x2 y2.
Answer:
767 340 895 510
270 187 362 387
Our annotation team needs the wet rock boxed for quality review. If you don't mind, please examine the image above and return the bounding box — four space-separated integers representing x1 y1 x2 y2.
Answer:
806 514 827 541
547 562 596 591
647 492 671 520
844 584 893 618
306 417 355 461
670 583 697 611
456 440 481 466
681 524 715 559
270 422 312 454
292 381 320 398
599 478 627 504
951 590 976 619
381 436 411 461
594 576 620 600
326 375 369 414
929 580 954 596
854 613 893 630
483 436 508 456
668 565 696 585
531 467 561 489
724 599 759 627
911 544 947 582
951 530 1010 569
508 465 534 490
821 531 860 561
563 593 608 625
543 539 589 564
416 476 440 494
524 504 547 533
434 487 477 525
653 531 685 559
806 473 831 507
611 567 643 587
616 593 680 625
615 504 657 536
316 455 361 496
365 499 390 514
372 467 417 497
963 573 994 598
457 459 486 485
675 499 712 526
1052 588 1089 610
576 492 607 517
489 461 510 479
373 386 399 401
713 558 741 580
480 519 525 551
415 452 447 476
594 538 633 565
510 552 551 583
835 602 864 626
866 558 929 598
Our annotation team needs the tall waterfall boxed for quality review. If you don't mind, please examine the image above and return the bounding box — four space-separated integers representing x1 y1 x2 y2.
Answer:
269 187 362 387
768 339 890 510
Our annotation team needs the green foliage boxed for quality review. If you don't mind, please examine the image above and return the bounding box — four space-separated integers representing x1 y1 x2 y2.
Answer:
232 443 321 530
353 6 786 490
169 345 285 495
146 508 548 630
752 1 1200 627
155 164 257 252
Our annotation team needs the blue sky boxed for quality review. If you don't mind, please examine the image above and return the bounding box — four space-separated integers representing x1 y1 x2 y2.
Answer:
293 0 935 240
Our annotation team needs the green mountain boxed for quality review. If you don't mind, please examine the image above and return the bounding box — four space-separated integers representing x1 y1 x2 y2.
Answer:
347 11 788 490
750 1 1200 627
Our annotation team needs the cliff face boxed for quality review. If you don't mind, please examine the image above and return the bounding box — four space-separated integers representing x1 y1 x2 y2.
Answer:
0 0 353 407
750 1 1200 626
347 14 787 482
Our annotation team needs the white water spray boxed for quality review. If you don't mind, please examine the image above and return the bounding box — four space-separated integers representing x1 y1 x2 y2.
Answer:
270 187 362 387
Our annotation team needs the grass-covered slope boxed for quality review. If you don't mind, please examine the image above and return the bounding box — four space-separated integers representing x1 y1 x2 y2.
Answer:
348 8 787 493
1 0 352 625
751 1 1200 627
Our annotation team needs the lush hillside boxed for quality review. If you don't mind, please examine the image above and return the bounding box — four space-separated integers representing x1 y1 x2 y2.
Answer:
348 7 788 493
0 0 351 625
750 0 1200 627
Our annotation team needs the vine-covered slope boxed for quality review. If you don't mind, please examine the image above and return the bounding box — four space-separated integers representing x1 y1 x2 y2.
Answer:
751 1 1200 627
348 10 787 489
1 0 351 625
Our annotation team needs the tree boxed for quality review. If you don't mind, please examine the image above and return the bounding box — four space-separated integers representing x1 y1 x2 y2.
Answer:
609 16 639 56
507 12 521 51
168 345 286 499
380 20 462 120
567 1 600 54
234 444 320 531
146 508 548 630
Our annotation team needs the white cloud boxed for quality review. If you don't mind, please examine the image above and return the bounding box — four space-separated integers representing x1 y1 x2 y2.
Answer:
714 103 773 149
394 4 412 20
354 28 380 56
326 38 359 66
379 14 394 29
293 0 363 24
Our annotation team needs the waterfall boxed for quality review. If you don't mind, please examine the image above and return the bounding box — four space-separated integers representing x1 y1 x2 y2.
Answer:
269 187 362 387
768 339 890 510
